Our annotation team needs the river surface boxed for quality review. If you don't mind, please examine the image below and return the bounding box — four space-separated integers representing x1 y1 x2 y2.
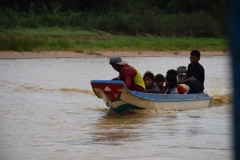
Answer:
0 56 233 160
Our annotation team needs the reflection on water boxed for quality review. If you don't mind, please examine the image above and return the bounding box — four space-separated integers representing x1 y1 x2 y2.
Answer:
0 56 233 159
92 114 145 145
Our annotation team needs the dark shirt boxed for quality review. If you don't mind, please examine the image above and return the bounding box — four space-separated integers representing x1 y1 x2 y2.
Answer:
146 85 161 93
186 63 205 88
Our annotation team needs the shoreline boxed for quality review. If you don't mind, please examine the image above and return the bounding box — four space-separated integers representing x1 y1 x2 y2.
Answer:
0 51 228 59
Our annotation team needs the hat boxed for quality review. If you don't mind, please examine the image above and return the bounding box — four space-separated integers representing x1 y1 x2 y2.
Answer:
109 55 127 65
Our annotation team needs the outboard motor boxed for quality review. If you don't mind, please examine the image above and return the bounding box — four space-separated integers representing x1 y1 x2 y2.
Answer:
177 66 187 81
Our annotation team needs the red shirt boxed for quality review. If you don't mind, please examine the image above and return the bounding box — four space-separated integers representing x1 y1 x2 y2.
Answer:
117 64 145 92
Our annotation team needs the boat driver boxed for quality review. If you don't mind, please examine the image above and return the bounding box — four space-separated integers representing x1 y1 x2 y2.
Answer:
109 55 146 92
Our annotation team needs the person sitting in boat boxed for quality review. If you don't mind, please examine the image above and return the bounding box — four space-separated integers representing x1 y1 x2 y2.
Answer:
109 55 146 92
164 74 178 94
143 71 160 93
178 50 205 93
154 74 166 94
166 69 189 94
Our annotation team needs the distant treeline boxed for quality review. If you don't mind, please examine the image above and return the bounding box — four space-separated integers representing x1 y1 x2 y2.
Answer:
0 0 227 37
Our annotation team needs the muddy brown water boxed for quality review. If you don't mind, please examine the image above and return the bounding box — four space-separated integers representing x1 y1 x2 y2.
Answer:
0 56 233 159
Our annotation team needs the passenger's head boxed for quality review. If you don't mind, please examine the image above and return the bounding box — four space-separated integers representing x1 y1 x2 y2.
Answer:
166 69 178 76
155 74 165 87
143 71 155 89
109 55 127 72
165 74 177 88
190 50 200 65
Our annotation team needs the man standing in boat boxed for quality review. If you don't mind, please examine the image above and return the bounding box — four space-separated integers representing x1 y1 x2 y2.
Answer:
109 55 146 92
178 50 205 93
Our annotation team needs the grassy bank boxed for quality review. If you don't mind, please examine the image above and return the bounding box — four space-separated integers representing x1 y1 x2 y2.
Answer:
0 28 227 52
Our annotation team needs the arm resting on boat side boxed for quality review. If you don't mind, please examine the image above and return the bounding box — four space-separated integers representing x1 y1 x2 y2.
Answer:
111 75 133 89
123 75 133 89
178 74 198 84
178 74 189 84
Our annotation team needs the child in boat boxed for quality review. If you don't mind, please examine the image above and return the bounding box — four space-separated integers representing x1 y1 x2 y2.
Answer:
143 71 160 93
154 74 166 94
166 69 189 94
178 50 205 93
164 74 178 94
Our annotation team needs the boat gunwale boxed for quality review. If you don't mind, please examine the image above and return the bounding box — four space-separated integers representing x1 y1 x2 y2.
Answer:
91 80 212 102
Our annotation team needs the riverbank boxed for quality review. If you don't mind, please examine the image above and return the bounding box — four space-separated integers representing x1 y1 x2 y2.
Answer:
0 50 228 59
0 28 227 52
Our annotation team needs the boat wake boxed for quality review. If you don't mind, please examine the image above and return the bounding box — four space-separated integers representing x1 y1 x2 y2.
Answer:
87 94 232 115
85 107 180 115
14 85 95 96
59 88 95 95
212 94 232 106
130 109 181 114
14 84 232 108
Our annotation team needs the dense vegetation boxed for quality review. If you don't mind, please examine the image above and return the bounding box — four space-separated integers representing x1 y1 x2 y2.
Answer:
0 0 227 37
